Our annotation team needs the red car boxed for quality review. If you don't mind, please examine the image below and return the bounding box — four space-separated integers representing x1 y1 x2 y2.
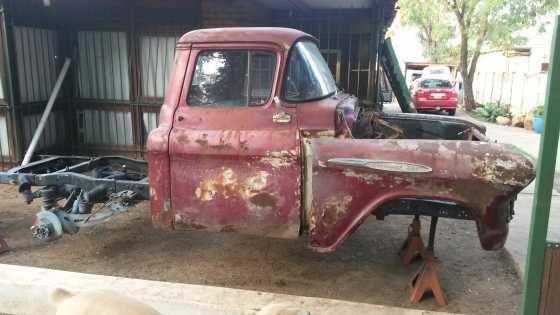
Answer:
411 78 458 115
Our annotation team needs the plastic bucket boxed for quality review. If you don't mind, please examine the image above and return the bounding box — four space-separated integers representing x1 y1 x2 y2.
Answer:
533 116 544 134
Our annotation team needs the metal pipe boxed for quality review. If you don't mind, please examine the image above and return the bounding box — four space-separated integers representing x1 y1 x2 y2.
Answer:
521 15 560 315
21 58 71 166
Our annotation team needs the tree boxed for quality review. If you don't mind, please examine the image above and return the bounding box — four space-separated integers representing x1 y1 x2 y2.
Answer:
447 0 556 110
398 0 557 110
398 0 458 64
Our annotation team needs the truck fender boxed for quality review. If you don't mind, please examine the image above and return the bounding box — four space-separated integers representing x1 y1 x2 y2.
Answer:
303 139 534 253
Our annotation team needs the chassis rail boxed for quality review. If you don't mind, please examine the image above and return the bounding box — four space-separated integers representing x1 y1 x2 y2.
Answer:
0 156 149 241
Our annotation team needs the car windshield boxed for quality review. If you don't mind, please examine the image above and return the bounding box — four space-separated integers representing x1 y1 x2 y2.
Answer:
282 40 337 102
419 79 452 88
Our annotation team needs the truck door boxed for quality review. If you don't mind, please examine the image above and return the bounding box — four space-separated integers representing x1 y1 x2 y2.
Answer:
168 45 301 238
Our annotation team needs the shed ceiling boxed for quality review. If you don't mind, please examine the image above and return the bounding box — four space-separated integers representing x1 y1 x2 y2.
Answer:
253 0 373 10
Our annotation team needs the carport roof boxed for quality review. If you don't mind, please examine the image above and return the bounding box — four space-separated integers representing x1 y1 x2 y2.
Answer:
254 0 374 9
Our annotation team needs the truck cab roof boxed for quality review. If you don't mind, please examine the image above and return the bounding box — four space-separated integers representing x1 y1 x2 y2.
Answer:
178 27 316 49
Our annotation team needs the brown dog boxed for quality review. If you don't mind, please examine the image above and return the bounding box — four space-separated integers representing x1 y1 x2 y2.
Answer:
50 288 161 315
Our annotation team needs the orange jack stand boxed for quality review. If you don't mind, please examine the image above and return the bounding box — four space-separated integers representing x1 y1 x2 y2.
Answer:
400 215 425 265
409 252 446 305
0 237 9 255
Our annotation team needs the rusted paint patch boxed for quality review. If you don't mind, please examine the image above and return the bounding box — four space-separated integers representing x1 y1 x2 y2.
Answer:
195 133 209 147
176 133 190 144
302 139 314 233
259 150 297 169
249 192 278 208
194 168 237 201
342 169 382 184
472 155 534 186
194 168 278 214
321 194 352 228
301 130 336 138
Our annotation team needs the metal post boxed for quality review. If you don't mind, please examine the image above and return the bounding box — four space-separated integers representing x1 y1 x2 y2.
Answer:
21 58 71 166
522 15 560 315
380 38 416 113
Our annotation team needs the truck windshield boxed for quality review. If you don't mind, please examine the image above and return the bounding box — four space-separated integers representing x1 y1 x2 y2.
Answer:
283 41 336 102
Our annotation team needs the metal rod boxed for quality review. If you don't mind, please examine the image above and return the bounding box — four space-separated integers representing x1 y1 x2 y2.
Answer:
522 15 560 315
427 216 438 252
21 57 71 166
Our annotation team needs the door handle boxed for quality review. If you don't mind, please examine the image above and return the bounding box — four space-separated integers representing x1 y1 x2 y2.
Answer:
272 111 291 124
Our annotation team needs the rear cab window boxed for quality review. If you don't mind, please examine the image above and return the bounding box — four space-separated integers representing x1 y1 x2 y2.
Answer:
188 50 276 107
419 79 452 89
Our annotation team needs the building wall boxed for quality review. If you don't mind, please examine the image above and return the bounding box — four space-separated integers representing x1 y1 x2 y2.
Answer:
474 51 548 114
201 0 272 28
473 14 554 114
0 1 391 162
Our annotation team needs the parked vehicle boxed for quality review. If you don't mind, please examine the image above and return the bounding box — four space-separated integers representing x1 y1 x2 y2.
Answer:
421 65 452 80
411 78 458 115
0 28 534 254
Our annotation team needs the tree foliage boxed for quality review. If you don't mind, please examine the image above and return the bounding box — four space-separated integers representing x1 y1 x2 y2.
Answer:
397 0 557 110
398 0 458 64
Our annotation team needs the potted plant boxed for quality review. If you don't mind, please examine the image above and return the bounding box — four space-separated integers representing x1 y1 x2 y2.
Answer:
532 105 545 134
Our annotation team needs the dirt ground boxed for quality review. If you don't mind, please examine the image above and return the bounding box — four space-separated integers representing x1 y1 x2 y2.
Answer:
0 185 520 315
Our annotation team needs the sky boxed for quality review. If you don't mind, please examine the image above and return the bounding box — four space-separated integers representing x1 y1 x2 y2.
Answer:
387 15 425 72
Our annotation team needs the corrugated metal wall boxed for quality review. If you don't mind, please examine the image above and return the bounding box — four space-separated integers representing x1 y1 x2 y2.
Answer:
0 114 9 157
76 31 130 100
13 26 59 104
140 35 178 98
141 111 159 141
12 26 67 158
21 111 66 151
77 109 133 146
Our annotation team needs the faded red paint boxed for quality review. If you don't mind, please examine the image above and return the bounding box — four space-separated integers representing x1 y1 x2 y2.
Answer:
306 139 534 252
147 28 535 252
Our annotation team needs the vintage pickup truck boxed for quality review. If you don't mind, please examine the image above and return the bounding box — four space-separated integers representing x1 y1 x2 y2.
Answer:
0 28 534 254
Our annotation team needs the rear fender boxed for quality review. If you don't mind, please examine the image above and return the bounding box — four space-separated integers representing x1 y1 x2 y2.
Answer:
304 139 535 253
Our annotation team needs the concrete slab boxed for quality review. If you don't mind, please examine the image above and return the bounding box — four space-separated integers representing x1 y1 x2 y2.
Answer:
507 193 560 275
0 264 458 315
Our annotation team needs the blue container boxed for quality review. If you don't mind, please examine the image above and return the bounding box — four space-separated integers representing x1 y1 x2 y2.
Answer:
533 116 544 134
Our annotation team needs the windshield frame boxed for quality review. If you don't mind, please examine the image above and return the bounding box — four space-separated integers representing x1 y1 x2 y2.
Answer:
280 39 337 103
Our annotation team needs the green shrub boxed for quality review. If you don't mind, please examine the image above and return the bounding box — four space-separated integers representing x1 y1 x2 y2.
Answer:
532 105 545 117
473 102 512 122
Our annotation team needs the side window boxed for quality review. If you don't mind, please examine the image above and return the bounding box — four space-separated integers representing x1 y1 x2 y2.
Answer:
187 50 276 107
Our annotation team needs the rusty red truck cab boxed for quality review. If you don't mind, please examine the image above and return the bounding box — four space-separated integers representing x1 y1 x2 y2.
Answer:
147 27 535 253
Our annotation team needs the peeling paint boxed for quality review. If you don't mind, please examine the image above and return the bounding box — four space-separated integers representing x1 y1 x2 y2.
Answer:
321 194 352 227
342 169 382 184
194 168 277 214
259 150 295 169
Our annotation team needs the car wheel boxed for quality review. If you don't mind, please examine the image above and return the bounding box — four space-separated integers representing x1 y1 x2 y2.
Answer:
448 109 456 116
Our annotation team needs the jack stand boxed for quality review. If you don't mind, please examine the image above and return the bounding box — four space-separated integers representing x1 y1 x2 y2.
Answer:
409 252 446 305
408 216 446 305
0 236 9 254
400 215 425 265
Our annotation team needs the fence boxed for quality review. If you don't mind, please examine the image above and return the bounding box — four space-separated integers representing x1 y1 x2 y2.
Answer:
473 71 548 114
